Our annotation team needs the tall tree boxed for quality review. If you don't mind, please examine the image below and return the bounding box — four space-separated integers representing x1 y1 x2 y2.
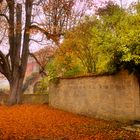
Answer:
0 0 33 105
29 0 94 76
0 0 93 105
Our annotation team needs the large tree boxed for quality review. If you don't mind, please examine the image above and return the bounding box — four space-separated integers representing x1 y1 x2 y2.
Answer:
0 0 33 105
0 0 93 105
29 0 95 77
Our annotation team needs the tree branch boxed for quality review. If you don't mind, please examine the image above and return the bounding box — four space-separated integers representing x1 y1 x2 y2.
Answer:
0 13 9 23
0 27 7 44
29 52 47 76
0 51 11 81
30 25 50 39
33 0 44 6
30 24 64 44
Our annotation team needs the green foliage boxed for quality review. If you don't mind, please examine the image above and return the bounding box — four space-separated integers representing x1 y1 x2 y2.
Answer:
34 78 48 94
63 65 82 77
116 14 140 67
135 2 140 14
62 16 99 73
47 61 58 81
96 1 140 74
46 51 84 80
46 1 140 78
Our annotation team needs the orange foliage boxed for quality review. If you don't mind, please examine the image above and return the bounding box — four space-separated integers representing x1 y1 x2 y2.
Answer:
0 104 139 140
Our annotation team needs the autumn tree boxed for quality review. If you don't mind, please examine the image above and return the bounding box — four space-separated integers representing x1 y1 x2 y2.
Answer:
0 0 94 105
29 0 95 77
61 17 98 73
31 0 94 46
49 1 140 78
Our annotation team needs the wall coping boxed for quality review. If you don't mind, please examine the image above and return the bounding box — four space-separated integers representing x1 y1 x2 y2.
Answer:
58 70 131 80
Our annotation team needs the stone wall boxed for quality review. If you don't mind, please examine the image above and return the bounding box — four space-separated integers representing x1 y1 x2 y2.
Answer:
22 94 48 104
0 94 48 105
49 71 140 122
0 94 9 105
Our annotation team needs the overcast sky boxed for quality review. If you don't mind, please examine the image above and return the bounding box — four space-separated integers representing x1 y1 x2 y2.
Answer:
0 0 139 54
109 0 138 7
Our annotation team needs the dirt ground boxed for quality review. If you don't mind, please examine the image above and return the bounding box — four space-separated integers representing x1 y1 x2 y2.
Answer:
0 104 139 140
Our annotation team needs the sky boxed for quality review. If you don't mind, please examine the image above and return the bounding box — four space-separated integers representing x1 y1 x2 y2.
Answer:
109 0 138 7
0 0 139 54
94 0 138 8
98 0 138 7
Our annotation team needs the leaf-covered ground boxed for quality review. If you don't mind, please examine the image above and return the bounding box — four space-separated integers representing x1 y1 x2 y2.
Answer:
0 104 139 140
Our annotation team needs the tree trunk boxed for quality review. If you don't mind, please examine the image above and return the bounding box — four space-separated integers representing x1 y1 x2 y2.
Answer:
8 74 24 105
0 0 33 105
6 0 33 105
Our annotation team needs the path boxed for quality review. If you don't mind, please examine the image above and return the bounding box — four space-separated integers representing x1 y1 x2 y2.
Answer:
0 104 139 140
